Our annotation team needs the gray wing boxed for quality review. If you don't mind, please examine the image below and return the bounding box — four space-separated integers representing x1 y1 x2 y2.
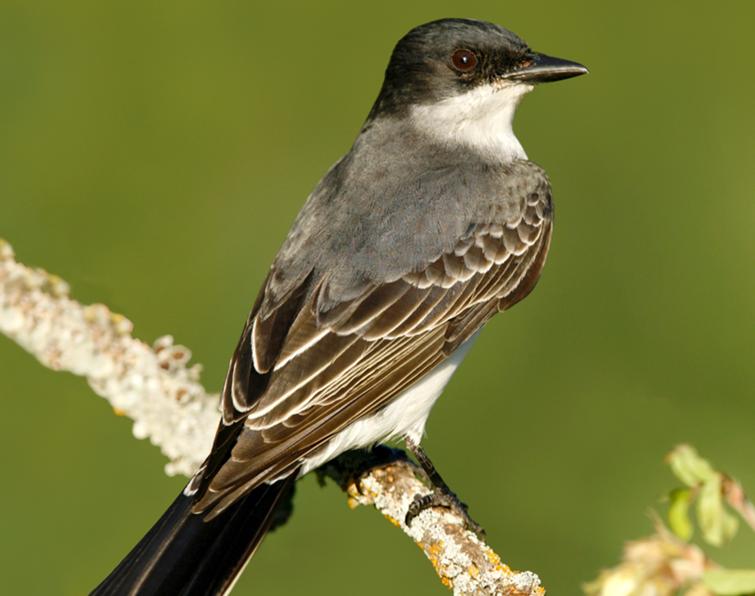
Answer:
192 188 553 516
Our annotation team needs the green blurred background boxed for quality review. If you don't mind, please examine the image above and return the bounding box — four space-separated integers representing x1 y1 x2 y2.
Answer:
1 1 753 594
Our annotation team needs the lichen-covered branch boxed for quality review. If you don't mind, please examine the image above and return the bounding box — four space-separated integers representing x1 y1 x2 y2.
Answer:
0 239 218 477
321 448 544 595
0 239 544 595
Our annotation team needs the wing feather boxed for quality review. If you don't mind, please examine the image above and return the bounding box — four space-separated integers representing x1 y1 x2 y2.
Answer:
194 187 554 515
360 286 433 340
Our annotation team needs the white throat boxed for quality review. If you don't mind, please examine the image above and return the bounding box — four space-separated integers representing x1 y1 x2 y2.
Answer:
410 81 533 161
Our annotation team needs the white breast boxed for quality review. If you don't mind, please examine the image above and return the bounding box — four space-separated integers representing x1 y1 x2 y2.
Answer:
299 335 477 475
410 81 533 161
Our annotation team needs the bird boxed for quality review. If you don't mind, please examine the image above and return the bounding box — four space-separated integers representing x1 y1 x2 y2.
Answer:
93 17 587 595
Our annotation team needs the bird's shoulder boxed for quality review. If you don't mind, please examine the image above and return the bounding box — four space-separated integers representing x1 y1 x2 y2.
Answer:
263 151 552 316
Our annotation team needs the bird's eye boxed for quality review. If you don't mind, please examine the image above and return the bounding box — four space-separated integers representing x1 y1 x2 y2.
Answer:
451 49 478 72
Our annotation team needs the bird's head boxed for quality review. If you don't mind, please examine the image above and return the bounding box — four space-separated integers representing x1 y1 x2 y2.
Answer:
369 18 587 158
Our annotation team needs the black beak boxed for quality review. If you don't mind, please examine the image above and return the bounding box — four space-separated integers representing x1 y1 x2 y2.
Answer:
504 52 588 83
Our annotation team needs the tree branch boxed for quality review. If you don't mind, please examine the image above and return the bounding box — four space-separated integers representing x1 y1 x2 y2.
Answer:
0 239 217 477
0 238 544 595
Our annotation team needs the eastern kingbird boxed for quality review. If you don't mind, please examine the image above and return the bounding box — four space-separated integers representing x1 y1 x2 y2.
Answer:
94 18 586 595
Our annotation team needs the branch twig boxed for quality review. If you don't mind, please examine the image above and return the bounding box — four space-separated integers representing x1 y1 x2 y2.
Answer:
0 239 544 595
584 518 713 596
321 448 544 595
722 475 755 532
0 239 217 477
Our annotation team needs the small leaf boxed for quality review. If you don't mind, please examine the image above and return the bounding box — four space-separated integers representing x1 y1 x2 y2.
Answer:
697 476 739 546
668 444 717 487
668 488 694 540
703 568 755 594
722 508 740 541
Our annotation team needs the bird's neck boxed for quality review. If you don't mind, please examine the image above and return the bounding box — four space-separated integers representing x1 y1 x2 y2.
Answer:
407 83 533 162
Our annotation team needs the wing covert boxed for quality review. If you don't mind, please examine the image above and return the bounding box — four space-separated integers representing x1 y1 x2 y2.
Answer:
193 185 554 515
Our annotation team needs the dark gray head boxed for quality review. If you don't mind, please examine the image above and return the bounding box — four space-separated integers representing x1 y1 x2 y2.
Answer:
369 18 587 120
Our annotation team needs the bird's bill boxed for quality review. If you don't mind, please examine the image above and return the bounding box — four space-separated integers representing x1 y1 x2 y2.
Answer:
503 52 588 83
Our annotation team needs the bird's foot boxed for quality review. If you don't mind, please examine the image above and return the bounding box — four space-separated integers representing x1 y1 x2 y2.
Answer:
405 486 485 538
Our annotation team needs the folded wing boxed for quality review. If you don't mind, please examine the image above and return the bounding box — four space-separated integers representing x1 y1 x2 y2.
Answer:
192 189 553 515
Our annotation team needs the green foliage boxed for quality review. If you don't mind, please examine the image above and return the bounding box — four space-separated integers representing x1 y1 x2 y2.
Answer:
696 476 739 548
670 444 718 487
703 570 755 595
668 488 694 541
666 445 755 595
667 446 743 547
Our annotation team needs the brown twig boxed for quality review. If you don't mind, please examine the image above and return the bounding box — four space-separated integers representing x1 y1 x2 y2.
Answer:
722 475 755 532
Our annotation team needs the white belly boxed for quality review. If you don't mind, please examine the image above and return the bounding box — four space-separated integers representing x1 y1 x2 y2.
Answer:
299 335 476 475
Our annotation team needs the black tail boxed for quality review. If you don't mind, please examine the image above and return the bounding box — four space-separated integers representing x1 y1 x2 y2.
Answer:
92 478 295 596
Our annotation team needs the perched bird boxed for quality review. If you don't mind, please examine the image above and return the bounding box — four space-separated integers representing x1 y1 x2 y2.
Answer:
94 17 586 595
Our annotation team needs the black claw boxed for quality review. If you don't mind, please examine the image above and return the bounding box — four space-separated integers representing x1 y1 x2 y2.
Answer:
405 493 432 526
404 487 486 538
402 437 486 538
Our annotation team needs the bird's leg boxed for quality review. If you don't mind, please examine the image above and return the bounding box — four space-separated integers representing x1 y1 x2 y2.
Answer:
403 437 485 537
